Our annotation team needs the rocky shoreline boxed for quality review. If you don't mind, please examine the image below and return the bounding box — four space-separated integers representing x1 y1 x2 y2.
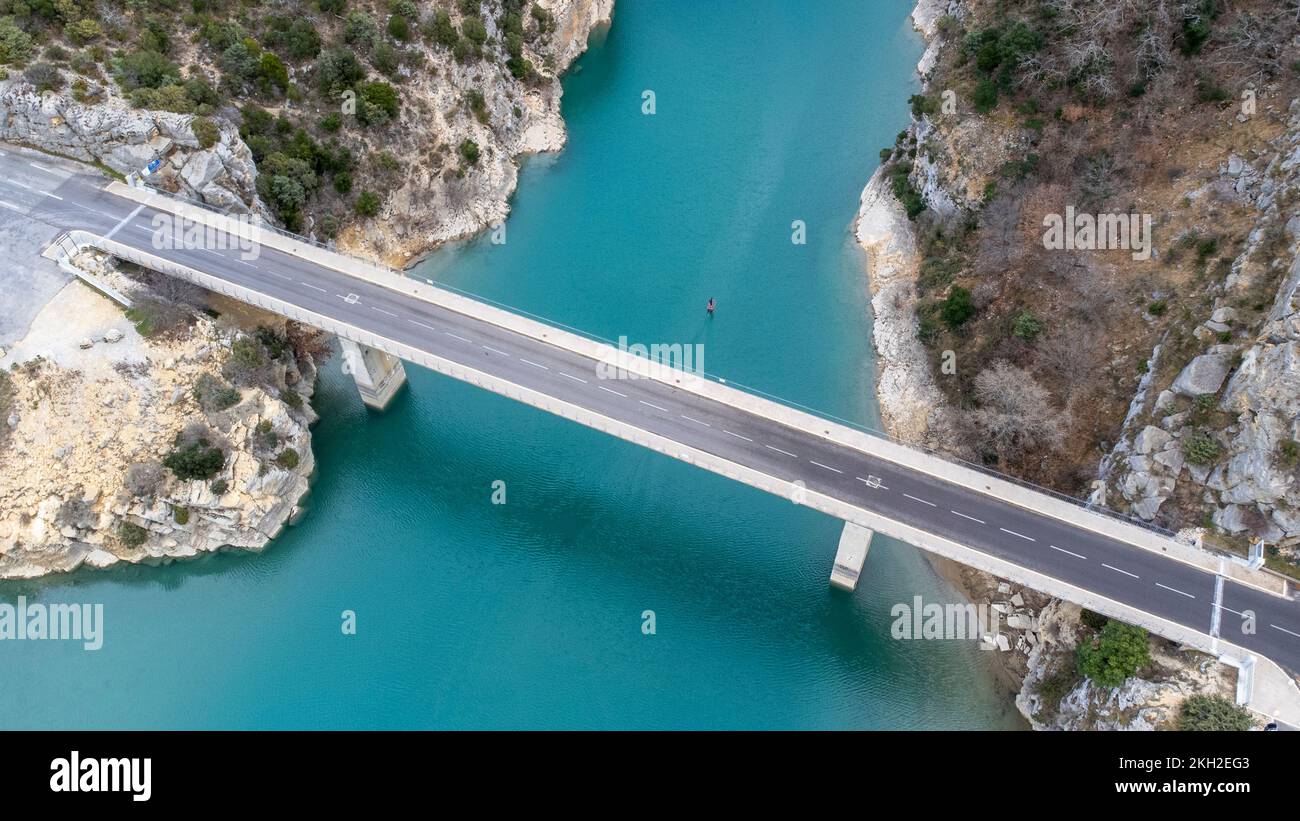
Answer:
0 2 615 579
854 0 1285 728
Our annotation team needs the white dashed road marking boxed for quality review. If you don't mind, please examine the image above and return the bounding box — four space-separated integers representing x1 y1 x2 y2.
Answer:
301 282 326 292
809 460 842 474
558 372 587 384
598 386 628 398
1050 545 1086 560
639 400 669 412
903 493 936 507
723 430 753 442
482 345 510 356
519 358 549 370
445 332 471 343
30 162 57 174
407 319 437 331
1155 582 1195 599
951 510 985 524
1271 624 1300 639
371 306 398 317
765 445 798 458
681 415 710 427
1103 563 1139 579
998 527 1035 542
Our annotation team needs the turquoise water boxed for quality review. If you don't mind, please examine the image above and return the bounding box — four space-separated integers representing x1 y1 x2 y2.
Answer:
1 1 1023 729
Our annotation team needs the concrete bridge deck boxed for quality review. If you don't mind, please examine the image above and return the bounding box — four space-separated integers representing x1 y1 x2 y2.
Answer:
3 145 1297 722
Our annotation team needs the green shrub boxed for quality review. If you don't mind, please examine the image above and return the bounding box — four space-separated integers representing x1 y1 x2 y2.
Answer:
1079 609 1109 631
0 17 34 64
1077 621 1150 689
1178 694 1252 731
191 115 220 148
164 438 225 481
67 18 103 46
275 448 300 470
209 478 229 496
1012 310 1042 342
972 78 998 114
171 504 190 525
117 521 148 548
387 14 410 41
355 190 381 216
1146 300 1167 316
356 81 400 126
458 138 480 166
1182 431 1222 465
939 286 975 329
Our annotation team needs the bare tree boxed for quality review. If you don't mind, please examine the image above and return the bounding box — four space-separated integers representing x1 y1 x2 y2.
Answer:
968 360 1067 464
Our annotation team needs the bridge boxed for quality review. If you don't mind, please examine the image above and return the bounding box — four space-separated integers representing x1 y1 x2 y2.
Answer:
3 145 1298 722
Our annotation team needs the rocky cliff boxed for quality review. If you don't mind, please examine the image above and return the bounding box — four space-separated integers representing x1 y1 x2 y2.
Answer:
857 0 1296 728
338 0 615 264
0 255 328 579
0 80 263 214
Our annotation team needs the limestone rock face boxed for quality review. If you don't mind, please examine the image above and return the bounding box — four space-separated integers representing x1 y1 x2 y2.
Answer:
0 267 326 580
336 0 615 265
1172 351 1234 396
0 80 262 214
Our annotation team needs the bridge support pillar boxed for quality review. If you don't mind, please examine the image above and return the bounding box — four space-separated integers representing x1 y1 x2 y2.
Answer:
830 522 874 591
339 338 407 410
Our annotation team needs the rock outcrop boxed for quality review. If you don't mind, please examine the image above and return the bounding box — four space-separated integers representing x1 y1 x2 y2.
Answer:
0 80 262 213
0 258 326 579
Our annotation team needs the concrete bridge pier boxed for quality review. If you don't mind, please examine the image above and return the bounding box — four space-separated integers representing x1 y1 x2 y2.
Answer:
830 522 874 591
339 338 407 410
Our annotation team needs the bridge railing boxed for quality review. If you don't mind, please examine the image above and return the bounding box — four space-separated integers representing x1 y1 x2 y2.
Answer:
136 183 1184 545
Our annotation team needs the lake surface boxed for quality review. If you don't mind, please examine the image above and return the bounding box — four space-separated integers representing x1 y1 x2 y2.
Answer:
1 0 1023 729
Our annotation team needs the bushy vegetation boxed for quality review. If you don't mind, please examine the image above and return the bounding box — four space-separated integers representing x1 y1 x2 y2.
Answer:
124 460 165 497
163 425 226 482
1076 620 1151 689
0 0 565 242
1177 694 1252 731
117 521 148 548
1182 431 1223 465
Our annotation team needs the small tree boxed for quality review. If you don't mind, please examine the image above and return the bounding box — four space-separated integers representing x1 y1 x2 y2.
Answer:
117 521 148 548
1177 694 1253 731
1076 620 1151 689
939 286 975 328
355 190 381 216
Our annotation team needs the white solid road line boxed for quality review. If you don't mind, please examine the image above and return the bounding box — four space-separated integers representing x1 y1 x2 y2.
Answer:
1271 624 1300 639
809 460 842 474
999 527 1035 542
903 493 936 507
639 400 669 412
681 415 710 427
723 430 753 442
1103 563 1139 579
519 358 549 370
765 445 798 458
598 386 628 398
951 510 985 524
1050 544 1087 560
301 282 327 292
558 372 587 384
1155 582 1195 599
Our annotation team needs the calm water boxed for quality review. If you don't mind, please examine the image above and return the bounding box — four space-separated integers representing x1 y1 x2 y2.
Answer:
1 0 1022 729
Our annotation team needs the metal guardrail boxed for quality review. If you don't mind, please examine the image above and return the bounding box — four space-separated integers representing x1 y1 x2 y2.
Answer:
132 184 1195 546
